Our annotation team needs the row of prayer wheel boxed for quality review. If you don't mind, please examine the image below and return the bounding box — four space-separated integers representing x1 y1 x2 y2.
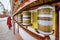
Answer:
15 11 31 26
17 6 53 33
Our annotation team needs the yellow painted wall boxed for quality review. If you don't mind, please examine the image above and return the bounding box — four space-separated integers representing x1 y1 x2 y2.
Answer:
31 12 38 29
52 11 56 36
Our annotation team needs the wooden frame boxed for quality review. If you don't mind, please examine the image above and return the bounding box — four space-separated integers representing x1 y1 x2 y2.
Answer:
55 6 59 40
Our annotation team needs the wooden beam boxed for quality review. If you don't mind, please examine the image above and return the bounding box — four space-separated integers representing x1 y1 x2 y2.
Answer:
13 0 60 16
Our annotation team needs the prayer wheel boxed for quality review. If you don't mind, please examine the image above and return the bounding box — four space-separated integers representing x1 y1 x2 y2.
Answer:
22 11 31 26
18 14 22 23
37 8 53 32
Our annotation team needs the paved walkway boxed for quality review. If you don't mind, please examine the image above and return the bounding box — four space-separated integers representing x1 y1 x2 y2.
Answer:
0 17 13 40
0 17 24 40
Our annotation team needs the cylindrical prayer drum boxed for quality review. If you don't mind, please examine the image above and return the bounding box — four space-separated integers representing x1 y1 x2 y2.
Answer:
22 11 31 26
18 14 22 23
37 8 52 32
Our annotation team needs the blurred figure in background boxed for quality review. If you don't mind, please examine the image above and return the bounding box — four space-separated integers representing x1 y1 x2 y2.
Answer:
7 16 12 30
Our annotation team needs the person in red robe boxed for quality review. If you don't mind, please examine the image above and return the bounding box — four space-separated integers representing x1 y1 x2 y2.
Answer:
7 16 12 30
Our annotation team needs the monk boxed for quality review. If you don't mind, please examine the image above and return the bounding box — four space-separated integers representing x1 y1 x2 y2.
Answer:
7 16 12 29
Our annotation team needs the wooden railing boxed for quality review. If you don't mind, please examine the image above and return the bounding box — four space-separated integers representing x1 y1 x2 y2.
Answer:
13 19 44 40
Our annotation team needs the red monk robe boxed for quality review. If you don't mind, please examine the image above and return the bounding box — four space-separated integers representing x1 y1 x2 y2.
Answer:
7 16 12 29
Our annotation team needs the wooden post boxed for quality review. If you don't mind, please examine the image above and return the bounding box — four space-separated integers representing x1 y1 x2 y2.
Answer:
55 6 59 40
17 14 19 33
17 24 19 33
44 35 50 40
13 17 15 34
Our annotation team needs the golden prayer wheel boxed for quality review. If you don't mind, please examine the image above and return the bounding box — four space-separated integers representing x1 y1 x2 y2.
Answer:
22 11 31 26
37 8 53 32
18 14 22 23
37 5 55 40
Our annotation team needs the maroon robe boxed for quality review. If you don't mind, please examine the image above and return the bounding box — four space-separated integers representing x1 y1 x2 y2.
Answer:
7 16 12 29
